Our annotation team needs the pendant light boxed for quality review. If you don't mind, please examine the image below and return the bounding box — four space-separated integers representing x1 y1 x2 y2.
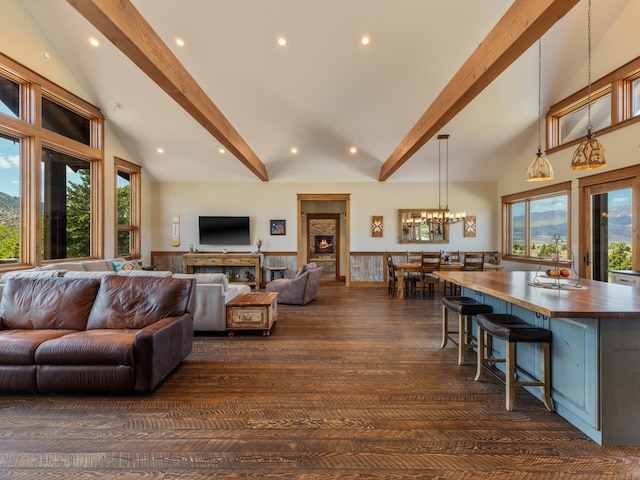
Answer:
427 134 465 225
527 39 554 182
571 0 606 170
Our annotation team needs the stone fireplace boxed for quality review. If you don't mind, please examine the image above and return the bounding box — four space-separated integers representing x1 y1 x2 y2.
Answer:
309 219 337 273
314 235 335 254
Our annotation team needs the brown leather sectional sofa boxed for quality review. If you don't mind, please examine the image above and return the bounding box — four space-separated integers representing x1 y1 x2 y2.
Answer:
0 274 195 392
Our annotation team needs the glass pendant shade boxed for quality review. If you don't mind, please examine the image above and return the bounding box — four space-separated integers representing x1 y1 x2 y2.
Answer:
571 0 606 171
571 129 607 170
527 147 554 181
527 40 553 182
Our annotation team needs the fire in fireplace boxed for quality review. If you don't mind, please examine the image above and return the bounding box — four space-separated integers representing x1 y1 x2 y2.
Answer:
315 235 335 254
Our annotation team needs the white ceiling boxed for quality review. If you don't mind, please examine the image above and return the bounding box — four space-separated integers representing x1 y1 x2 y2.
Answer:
19 0 631 183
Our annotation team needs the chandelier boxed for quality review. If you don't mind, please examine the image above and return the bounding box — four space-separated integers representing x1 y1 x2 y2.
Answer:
427 134 465 225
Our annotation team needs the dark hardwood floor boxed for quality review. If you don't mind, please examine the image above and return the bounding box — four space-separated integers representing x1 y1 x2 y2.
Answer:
1 276 640 479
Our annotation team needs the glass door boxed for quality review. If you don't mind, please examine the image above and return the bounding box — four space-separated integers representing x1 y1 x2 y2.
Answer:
584 180 633 281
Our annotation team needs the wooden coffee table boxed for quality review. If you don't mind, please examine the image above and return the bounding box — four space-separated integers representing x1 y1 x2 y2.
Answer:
226 292 278 336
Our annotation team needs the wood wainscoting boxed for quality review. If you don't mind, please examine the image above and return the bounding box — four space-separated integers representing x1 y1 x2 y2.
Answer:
153 250 496 288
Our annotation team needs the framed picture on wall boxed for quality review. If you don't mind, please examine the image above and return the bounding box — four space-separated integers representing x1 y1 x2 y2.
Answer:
371 216 383 237
464 215 476 238
270 219 286 235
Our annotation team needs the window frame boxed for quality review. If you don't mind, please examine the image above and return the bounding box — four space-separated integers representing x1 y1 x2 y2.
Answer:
114 157 141 259
0 52 104 272
502 181 572 266
547 56 640 153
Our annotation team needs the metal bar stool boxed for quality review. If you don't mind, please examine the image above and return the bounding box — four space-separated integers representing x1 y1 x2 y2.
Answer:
441 296 493 365
475 313 554 412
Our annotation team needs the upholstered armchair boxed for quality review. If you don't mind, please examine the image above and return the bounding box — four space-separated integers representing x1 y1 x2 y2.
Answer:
265 263 322 305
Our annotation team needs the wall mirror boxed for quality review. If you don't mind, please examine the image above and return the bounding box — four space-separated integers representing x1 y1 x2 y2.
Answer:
398 209 449 244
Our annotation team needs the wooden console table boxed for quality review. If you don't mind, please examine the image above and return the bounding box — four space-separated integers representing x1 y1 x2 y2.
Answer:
183 253 261 289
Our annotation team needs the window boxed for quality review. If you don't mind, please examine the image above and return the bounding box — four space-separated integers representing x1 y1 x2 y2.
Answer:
41 148 91 260
41 96 91 145
0 76 19 118
547 57 640 151
559 92 611 144
115 157 141 258
502 182 572 263
0 133 20 264
632 77 640 117
0 53 103 270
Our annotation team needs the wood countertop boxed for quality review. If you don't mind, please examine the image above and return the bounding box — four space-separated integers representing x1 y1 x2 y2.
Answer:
434 270 640 319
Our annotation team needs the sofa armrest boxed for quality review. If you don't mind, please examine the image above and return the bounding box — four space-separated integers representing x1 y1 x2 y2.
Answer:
134 313 193 391
191 283 227 332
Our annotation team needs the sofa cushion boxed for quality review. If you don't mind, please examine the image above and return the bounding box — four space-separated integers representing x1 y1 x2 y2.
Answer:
116 270 172 278
86 276 192 330
61 271 116 280
0 278 101 330
172 273 228 289
112 260 141 272
81 259 116 272
35 329 138 365
0 330 78 364
294 262 318 278
37 262 85 272
0 270 66 283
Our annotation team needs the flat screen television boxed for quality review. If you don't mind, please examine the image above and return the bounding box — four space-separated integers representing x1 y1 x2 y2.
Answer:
198 216 250 245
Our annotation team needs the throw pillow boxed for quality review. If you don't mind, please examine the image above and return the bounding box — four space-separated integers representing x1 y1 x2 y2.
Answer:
112 260 141 272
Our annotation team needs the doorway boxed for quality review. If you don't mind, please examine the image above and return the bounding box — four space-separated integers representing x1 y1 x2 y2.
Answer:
578 166 639 280
297 194 350 285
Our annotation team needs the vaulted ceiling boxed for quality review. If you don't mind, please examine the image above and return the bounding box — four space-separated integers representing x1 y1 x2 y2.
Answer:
19 0 632 183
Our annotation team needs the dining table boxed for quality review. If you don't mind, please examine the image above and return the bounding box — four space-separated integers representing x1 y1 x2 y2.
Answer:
394 262 504 299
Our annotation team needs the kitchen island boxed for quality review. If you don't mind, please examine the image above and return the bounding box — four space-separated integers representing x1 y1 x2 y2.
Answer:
434 270 640 445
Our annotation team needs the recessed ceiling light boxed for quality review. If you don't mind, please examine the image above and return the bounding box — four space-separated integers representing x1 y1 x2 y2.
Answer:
277 37 287 47
290 147 298 154
218 148 225 154
361 36 370 45
176 37 185 47
88 37 100 47
157 148 164 154
349 146 358 154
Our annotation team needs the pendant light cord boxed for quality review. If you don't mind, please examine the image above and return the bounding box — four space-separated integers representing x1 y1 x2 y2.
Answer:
537 39 542 152
587 0 593 133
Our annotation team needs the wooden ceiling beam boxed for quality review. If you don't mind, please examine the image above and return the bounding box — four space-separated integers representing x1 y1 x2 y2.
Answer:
378 0 581 181
66 0 269 181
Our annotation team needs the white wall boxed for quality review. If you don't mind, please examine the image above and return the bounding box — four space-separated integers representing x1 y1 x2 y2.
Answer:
150 181 497 254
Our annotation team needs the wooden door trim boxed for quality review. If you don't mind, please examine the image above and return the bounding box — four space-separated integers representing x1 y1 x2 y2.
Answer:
578 165 640 277
297 194 351 285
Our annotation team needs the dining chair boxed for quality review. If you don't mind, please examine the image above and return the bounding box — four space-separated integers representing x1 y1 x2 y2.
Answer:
386 252 416 298
441 250 461 295
442 250 460 263
418 251 441 298
406 251 422 263
385 252 397 296
406 251 422 287
463 252 485 271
